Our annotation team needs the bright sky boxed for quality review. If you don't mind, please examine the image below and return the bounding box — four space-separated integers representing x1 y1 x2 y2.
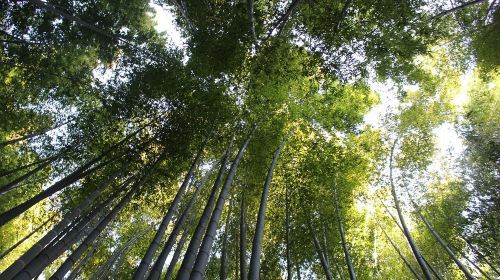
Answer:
150 3 185 48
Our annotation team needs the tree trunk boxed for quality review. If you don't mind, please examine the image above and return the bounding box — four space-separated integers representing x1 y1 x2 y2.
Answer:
431 0 487 20
0 155 55 195
0 177 127 280
220 198 233 280
91 226 150 280
239 190 248 280
309 222 334 280
147 160 217 280
0 163 131 280
378 223 423 280
11 177 128 280
189 125 257 280
249 133 290 280
0 120 71 148
11 190 117 280
247 0 257 43
0 215 54 259
285 184 292 280
164 222 192 280
296 264 301 280
50 185 139 280
462 237 500 276
381 199 443 280
66 236 103 280
0 154 56 178
26 0 127 43
334 186 356 280
174 144 231 280
388 141 433 280
410 199 474 280
135 139 207 280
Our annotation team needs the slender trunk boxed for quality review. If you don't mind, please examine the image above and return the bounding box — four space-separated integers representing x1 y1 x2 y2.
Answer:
92 227 150 280
410 199 474 280
269 0 301 38
0 163 132 280
461 252 493 280
378 224 423 280
0 156 55 195
462 237 500 276
135 140 207 280
249 133 290 280
174 145 231 279
309 222 334 280
220 199 233 280
50 185 139 280
147 161 218 280
0 120 71 148
334 186 356 280
285 184 292 280
164 223 192 280
0 147 68 179
333 0 352 35
239 191 248 280
66 237 103 280
296 264 301 280
431 0 487 20
247 0 257 43
26 0 127 43
189 125 257 280
0 215 54 259
381 199 443 280
11 179 129 280
388 141 433 280
11 194 114 280
0 127 141 227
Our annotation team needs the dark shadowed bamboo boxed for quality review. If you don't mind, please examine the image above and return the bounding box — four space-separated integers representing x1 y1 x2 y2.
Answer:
431 0 487 20
134 140 207 280
296 264 302 280
92 226 152 280
378 223 423 280
334 185 356 280
0 215 54 260
164 223 191 280
249 132 290 280
0 120 71 148
0 156 55 195
461 237 500 276
285 184 292 280
11 181 129 280
26 0 128 43
0 163 132 280
50 185 140 280
0 126 143 226
147 162 218 280
239 190 248 280
388 141 432 280
66 236 103 280
0 156 54 179
410 199 474 280
309 222 334 280
189 125 257 280
220 199 233 280
174 145 231 280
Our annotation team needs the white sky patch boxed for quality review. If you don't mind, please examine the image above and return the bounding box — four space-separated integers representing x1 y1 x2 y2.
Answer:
150 3 185 48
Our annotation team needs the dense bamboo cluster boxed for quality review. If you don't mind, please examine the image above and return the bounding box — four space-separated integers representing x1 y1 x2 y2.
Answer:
0 0 498 279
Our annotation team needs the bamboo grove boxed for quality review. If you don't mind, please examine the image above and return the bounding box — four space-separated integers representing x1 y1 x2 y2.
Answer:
0 0 498 279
